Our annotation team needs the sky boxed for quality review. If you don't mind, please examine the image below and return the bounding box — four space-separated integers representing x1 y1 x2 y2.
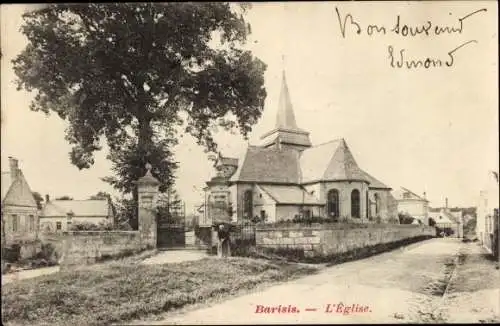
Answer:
1 2 498 213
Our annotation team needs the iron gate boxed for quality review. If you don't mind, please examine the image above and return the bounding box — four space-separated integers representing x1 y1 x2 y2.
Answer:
156 200 191 248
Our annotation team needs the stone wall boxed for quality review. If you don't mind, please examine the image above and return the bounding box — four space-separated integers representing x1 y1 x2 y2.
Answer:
58 231 151 268
256 224 435 257
39 233 66 259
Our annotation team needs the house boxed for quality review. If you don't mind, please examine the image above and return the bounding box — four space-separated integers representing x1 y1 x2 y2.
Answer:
429 209 462 238
428 199 464 237
476 171 499 256
1 157 39 244
393 187 430 225
39 197 114 232
204 70 397 224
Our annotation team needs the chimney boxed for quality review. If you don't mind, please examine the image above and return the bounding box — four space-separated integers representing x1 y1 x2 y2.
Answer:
45 194 50 202
423 192 427 199
8 156 19 180
445 197 448 209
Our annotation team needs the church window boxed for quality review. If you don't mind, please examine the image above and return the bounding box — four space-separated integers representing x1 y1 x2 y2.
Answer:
366 191 370 219
374 193 380 215
351 189 360 218
243 190 253 219
56 222 62 230
327 189 340 217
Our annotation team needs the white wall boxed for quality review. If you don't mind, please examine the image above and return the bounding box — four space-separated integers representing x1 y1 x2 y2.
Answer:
276 205 301 220
398 200 428 221
2 206 39 243
39 216 110 232
323 181 369 220
254 186 277 223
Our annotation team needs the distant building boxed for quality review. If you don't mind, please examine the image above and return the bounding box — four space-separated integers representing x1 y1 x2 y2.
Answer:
393 187 429 225
429 210 462 238
203 70 397 224
1 157 39 243
428 198 464 238
39 198 114 232
476 172 499 256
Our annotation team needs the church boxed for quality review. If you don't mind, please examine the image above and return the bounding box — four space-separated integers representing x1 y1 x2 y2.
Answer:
203 71 398 225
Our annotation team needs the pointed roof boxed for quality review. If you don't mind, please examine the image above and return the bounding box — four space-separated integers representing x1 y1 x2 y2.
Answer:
258 185 324 205
429 209 459 224
1 170 37 208
260 70 312 149
300 139 370 183
393 187 429 202
275 70 299 130
229 146 301 183
359 170 391 189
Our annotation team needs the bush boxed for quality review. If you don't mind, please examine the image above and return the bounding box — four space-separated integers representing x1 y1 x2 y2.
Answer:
387 217 399 224
2 244 21 263
36 243 58 261
69 221 114 231
398 213 415 225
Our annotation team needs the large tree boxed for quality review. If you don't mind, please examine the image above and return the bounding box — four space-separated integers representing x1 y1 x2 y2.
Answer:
13 3 267 200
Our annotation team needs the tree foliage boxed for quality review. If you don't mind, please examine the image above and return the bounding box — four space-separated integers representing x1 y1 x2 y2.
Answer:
13 3 267 196
55 195 73 201
88 191 111 200
113 197 136 230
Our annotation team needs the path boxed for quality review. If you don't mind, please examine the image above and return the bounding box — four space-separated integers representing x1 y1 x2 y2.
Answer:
141 249 208 265
1 266 60 285
2 249 207 285
142 238 499 324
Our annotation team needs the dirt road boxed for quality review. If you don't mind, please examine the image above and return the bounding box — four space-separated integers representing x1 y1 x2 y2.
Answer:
139 238 499 324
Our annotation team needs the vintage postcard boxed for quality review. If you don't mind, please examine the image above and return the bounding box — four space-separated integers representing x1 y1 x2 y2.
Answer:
1 1 499 325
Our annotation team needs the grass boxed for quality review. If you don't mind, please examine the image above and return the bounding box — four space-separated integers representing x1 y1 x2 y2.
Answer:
1 256 317 326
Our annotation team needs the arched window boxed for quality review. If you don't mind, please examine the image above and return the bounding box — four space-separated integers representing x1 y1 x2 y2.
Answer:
243 190 253 219
374 193 380 215
351 189 360 218
327 189 340 217
366 191 370 219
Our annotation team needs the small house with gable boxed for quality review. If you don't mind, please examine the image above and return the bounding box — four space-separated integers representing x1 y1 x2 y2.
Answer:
39 198 114 232
1 157 39 244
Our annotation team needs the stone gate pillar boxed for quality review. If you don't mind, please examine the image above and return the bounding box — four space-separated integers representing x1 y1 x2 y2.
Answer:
137 163 160 248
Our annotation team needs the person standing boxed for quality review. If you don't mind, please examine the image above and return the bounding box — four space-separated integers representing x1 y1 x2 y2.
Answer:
217 223 231 258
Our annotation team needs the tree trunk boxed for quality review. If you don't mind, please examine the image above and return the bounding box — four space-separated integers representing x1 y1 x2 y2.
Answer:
133 115 153 230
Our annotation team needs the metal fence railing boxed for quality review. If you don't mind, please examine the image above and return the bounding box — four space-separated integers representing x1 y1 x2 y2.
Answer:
230 221 256 245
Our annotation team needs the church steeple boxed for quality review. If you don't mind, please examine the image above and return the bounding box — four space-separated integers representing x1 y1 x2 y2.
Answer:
260 68 312 152
275 70 299 130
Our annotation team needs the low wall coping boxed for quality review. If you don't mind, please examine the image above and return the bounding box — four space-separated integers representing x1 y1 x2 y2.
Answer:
256 224 435 232
68 231 141 236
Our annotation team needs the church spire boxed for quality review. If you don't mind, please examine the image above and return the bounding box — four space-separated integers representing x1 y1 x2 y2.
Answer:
275 69 299 130
259 61 312 152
